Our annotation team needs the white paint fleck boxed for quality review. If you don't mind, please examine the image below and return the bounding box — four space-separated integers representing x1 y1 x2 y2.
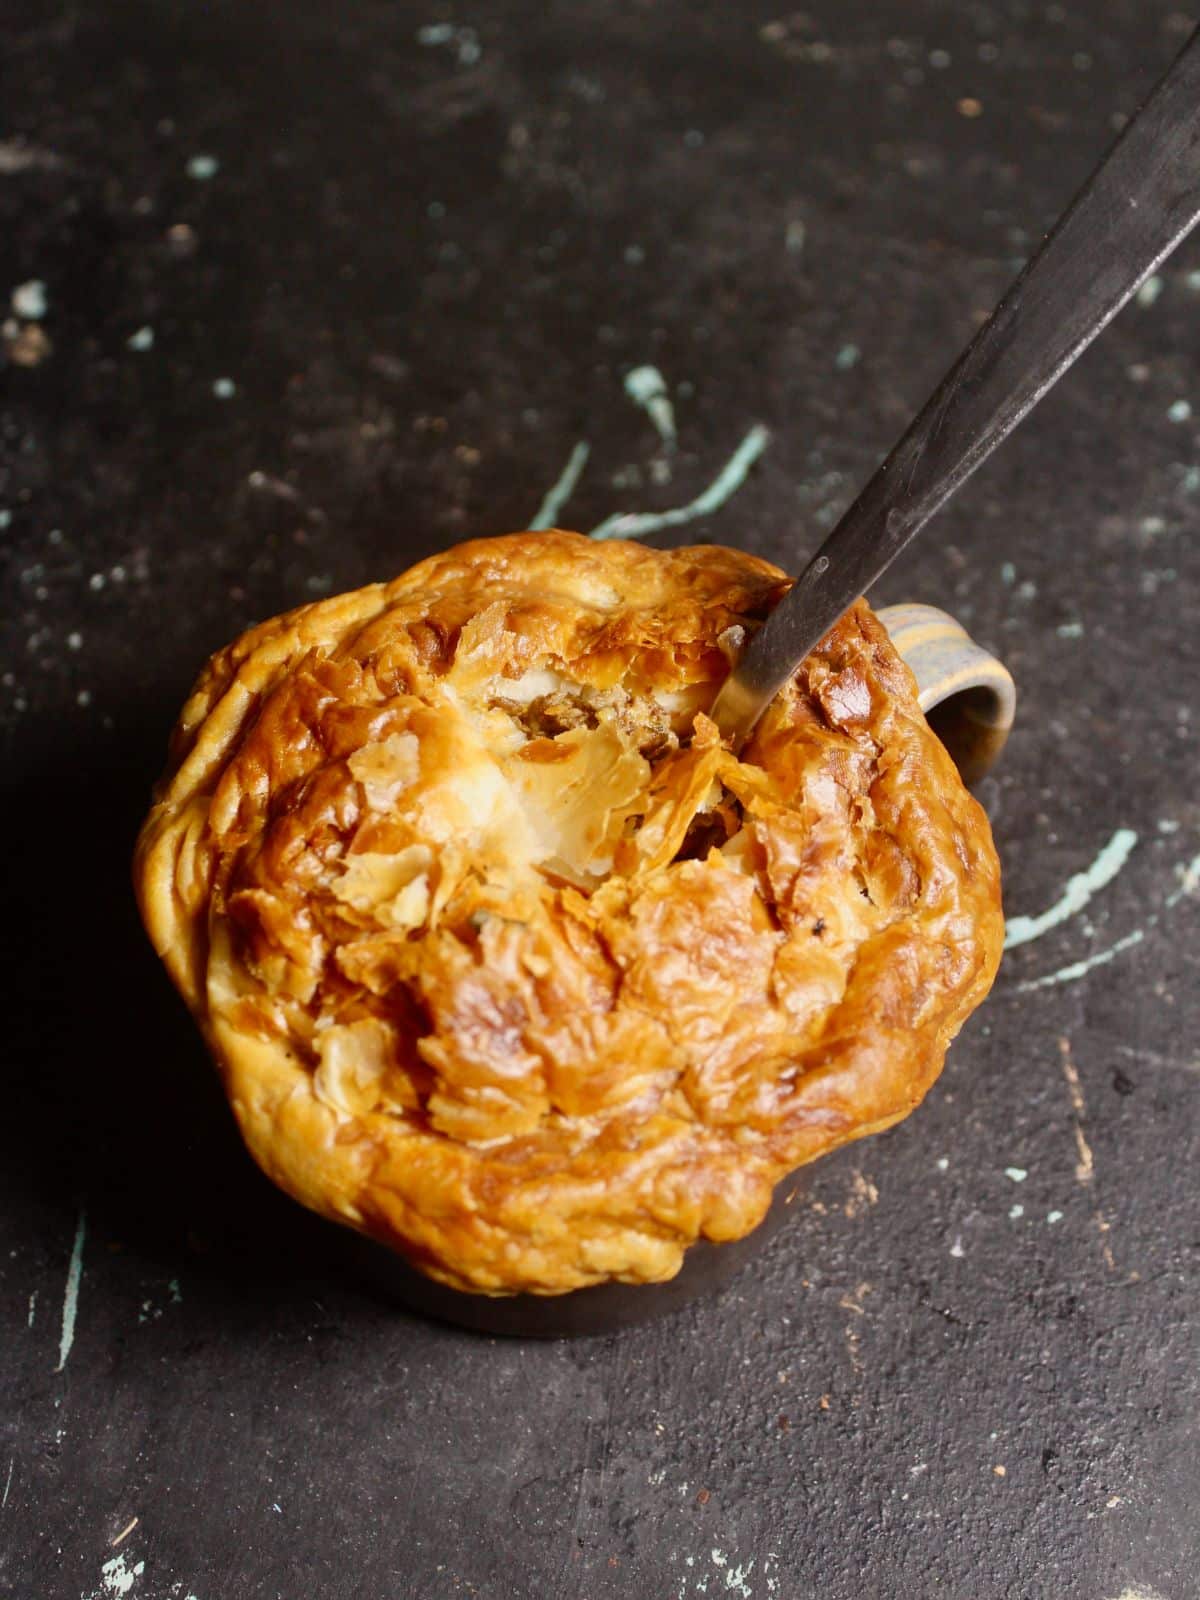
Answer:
55 1208 86 1372
0 509 10 528
529 440 590 530
1167 398 1192 423
590 423 769 540
949 1235 965 1258
1000 560 1016 584
127 326 154 351
1047 1210 1064 1224
1005 828 1138 949
1137 274 1163 307
1056 620 1084 638
85 1553 145 1599
67 631 82 651
1 1457 12 1508
1106 1587 1167 1600
624 365 676 449
785 218 806 256
12 279 47 319
27 1290 37 1326
212 377 236 399
1008 1204 1025 1220
936 1156 949 1171
1157 818 1180 834
1004 1167 1028 1183
835 343 860 370
186 153 219 180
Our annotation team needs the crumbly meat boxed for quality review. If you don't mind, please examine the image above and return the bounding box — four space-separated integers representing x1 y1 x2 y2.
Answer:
134 532 1003 1294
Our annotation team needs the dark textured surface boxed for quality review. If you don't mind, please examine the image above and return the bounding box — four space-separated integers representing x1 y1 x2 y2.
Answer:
2 3 1198 1597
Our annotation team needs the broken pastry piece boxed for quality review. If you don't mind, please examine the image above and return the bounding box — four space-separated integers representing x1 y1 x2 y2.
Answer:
134 532 1003 1295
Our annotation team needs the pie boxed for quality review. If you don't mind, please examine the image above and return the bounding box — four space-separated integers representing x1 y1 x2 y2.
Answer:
134 532 1003 1295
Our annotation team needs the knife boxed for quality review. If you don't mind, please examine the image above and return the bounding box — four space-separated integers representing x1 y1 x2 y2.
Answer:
711 25 1200 747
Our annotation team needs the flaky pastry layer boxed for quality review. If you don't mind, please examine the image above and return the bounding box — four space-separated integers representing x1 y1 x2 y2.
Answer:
134 532 1003 1294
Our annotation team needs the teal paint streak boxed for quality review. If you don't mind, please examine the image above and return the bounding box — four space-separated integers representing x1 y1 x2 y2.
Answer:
589 424 770 541
1017 927 1146 992
623 365 676 449
1005 828 1138 949
529 441 591 530
55 1208 86 1373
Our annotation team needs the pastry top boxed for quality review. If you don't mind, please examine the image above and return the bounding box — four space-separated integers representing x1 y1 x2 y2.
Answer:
135 531 1003 1294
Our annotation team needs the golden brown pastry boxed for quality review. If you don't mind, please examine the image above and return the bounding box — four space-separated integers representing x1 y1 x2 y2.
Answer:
134 532 1003 1295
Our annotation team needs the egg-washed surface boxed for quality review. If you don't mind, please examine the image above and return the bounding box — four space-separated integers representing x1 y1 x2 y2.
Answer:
134 532 1003 1295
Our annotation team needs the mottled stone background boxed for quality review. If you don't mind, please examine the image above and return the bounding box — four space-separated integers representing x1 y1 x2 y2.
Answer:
1 3 1197 1596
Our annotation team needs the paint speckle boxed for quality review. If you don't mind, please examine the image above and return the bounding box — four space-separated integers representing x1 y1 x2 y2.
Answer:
417 22 481 66
993 1464 1007 1477
1008 1204 1025 1220
1000 560 1016 585
834 343 860 371
27 1290 37 1327
0 510 10 529
1137 274 1163 307
683 128 705 148
1186 270 1200 293
1047 1210 1064 1224
127 326 154 352
929 48 951 68
76 689 92 708
55 1208 86 1373
1005 1167 1028 1183
785 218 806 256
1056 620 1084 639
186 153 219 180
949 1236 965 1258
213 377 236 399
936 1157 949 1171
67 631 82 651
1157 818 1180 835
1139 514 1166 537
1168 399 1192 423
11 279 47 319
1005 828 1137 949
624 243 646 266
957 97 983 118
624 365 676 449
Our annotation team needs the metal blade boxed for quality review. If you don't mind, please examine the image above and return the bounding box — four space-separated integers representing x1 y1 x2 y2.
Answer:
712 25 1200 746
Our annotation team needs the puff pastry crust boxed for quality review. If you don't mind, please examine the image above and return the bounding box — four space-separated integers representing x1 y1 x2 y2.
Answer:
134 532 1003 1294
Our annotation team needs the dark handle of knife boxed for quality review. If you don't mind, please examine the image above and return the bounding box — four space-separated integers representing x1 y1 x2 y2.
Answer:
720 26 1200 734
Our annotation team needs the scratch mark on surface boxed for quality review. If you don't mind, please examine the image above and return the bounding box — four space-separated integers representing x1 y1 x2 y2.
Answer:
1005 828 1138 948
1058 1038 1094 1185
55 1207 86 1372
590 424 770 540
27 1290 37 1328
2 1457 12 1509
529 441 590 530
111 1517 139 1548
1058 1039 1117 1269
624 365 676 450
